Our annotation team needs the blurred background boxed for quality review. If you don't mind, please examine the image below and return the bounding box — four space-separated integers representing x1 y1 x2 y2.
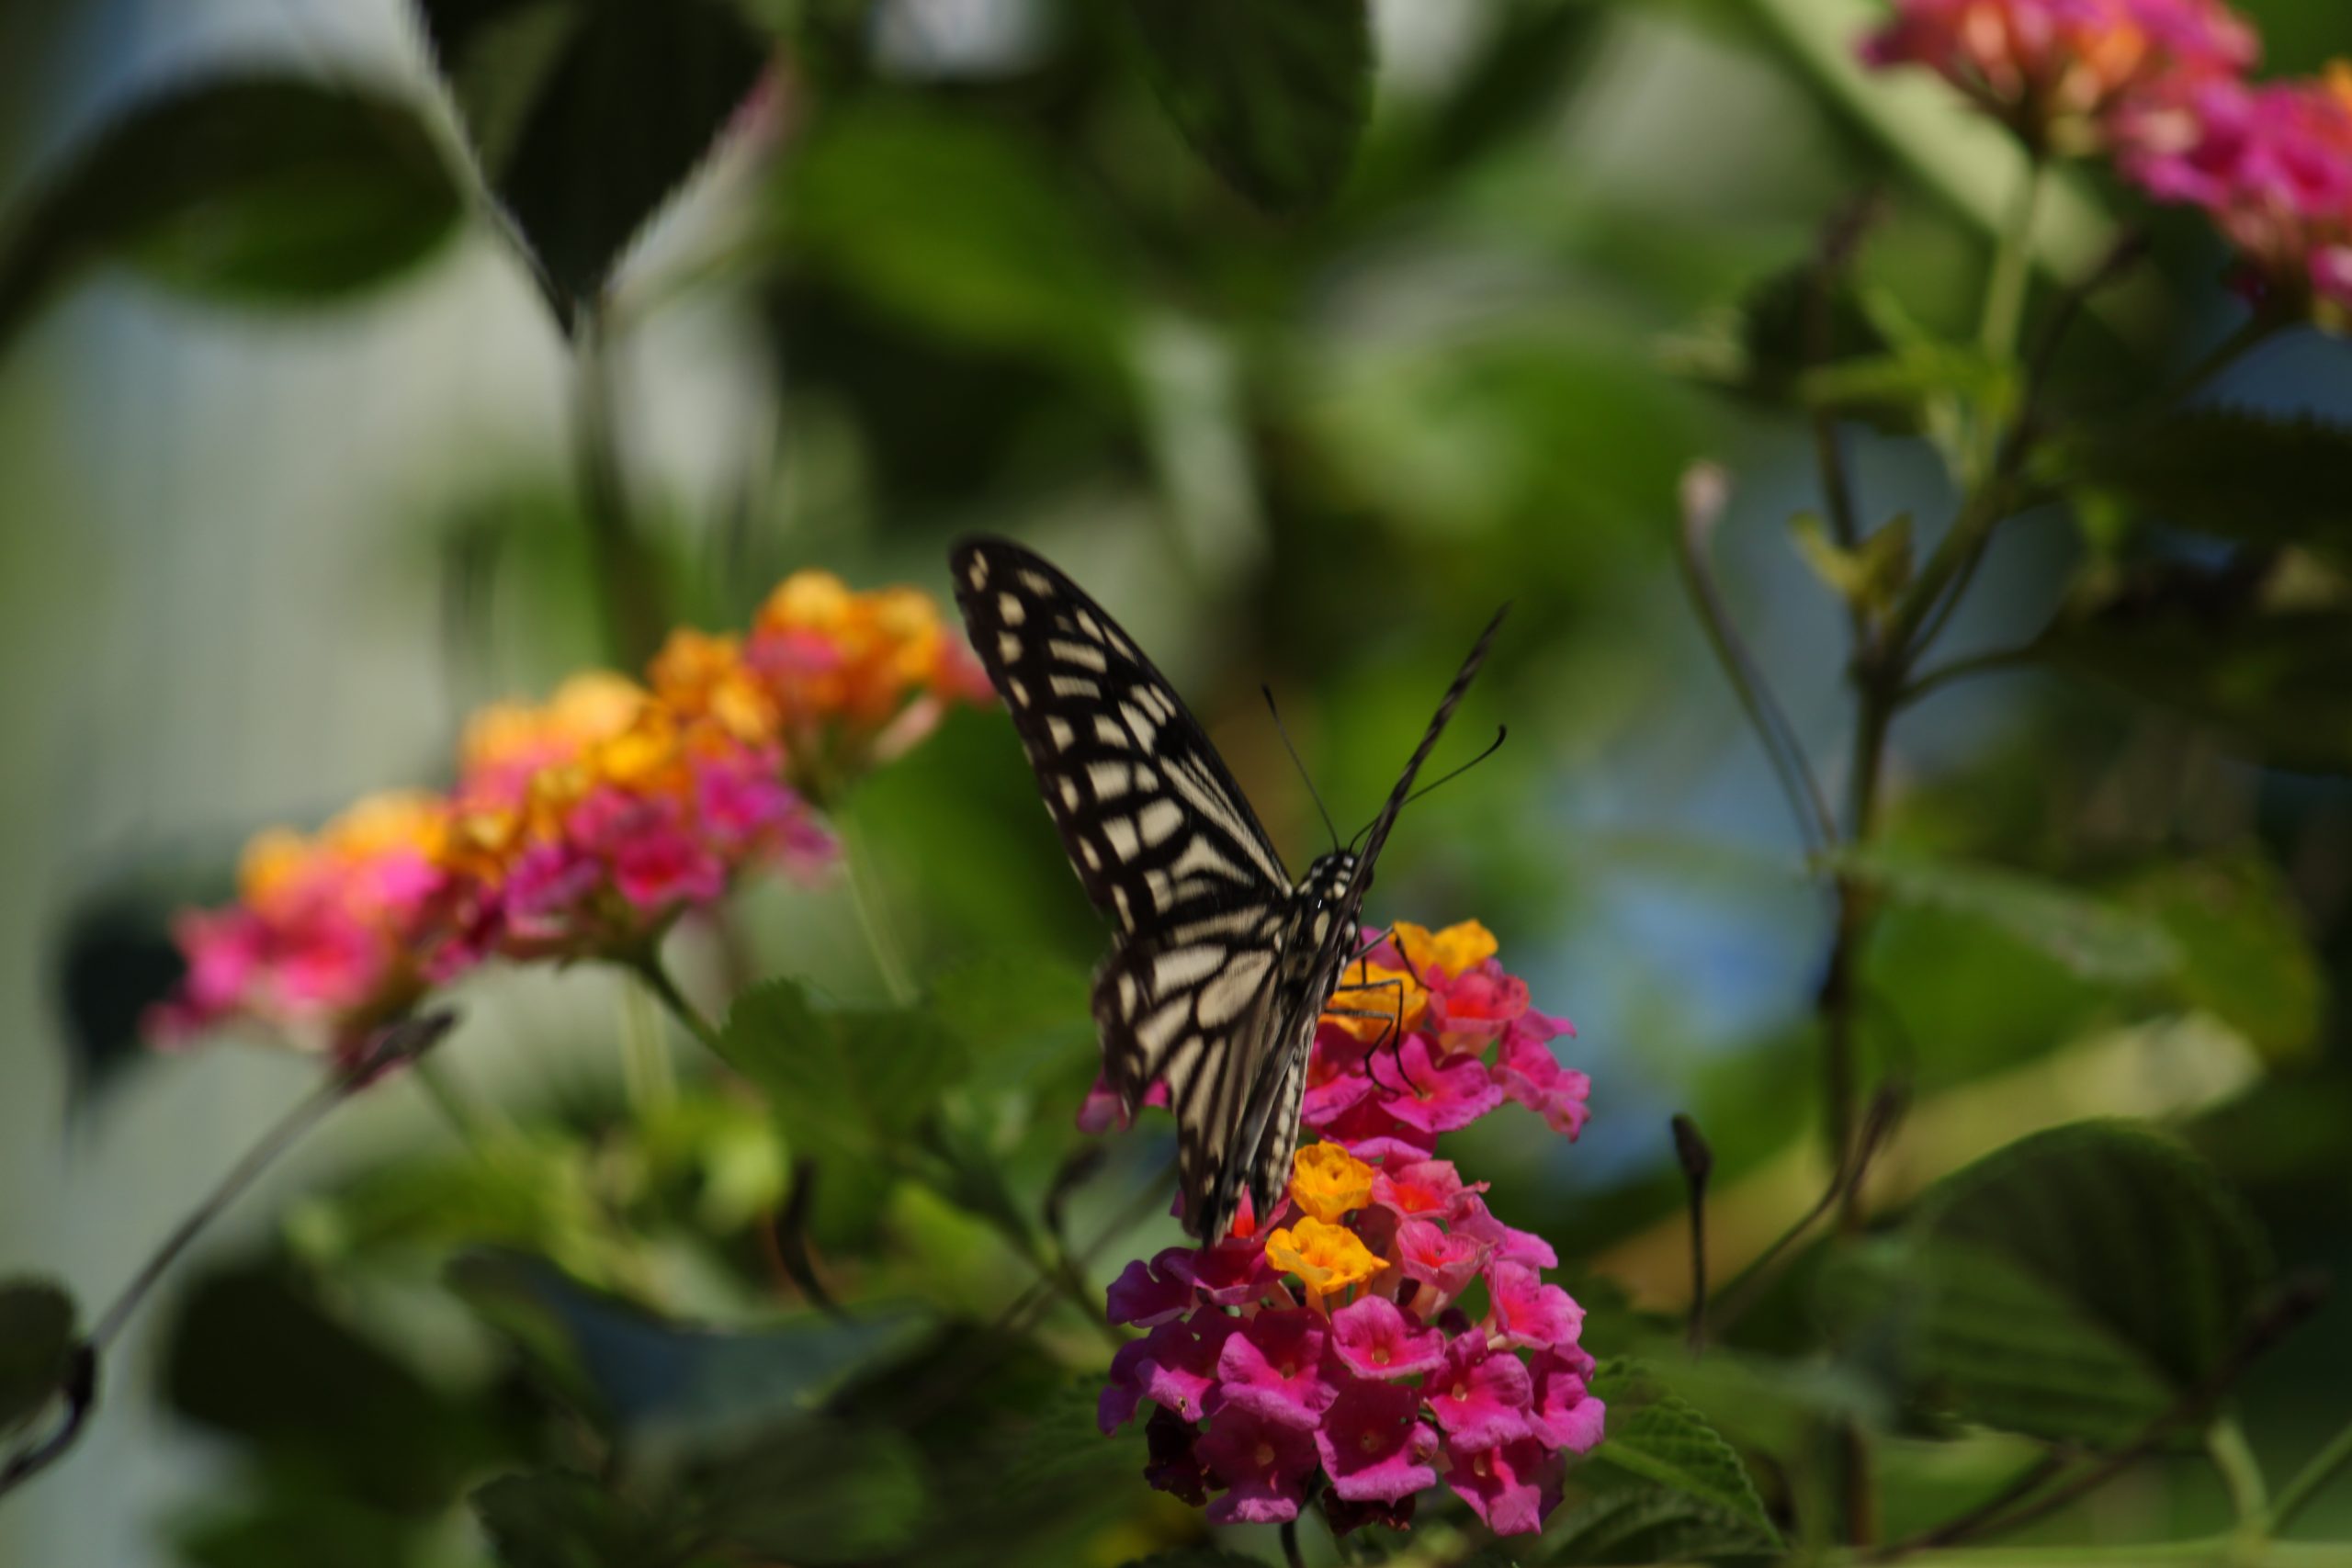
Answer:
6 0 2352 1562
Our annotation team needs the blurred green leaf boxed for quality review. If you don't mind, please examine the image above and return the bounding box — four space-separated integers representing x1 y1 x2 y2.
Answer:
2126 853 2324 1063
1835 846 2181 985
418 0 767 326
1820 1235 2175 1445
163 1263 492 1510
2062 412 2352 562
718 978 970 1165
0 74 461 350
472 1471 663 1568
2040 563 2352 774
1916 1120 2274 1390
1584 1361 1780 1546
1126 0 1372 211
0 1278 75 1438
688 1420 928 1562
930 952 1096 1083
448 1249 925 1453
177 1487 426 1568
783 105 1130 369
1668 261 1888 407
1548 1464 1781 1565
1116 1553 1270 1567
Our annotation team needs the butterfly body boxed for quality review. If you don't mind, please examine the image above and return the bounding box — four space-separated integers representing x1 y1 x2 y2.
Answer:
950 537 1499 1241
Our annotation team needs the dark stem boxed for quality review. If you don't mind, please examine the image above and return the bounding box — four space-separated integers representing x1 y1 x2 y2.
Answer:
627 945 724 1055
1708 1084 1904 1341
1870 1277 2328 1560
1677 464 1839 854
1671 1114 1714 1352
1898 642 2041 709
768 1157 842 1315
0 1011 454 1500
1280 1517 1305 1568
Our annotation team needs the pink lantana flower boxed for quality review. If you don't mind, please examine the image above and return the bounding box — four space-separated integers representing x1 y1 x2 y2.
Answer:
1427 1337 1534 1450
1316 1377 1442 1503
1329 1296 1448 1381
1218 1311 1342 1430
1197 1404 1320 1525
1446 1435 1565 1537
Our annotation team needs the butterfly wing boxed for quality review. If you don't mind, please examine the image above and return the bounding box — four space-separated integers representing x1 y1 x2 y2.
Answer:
950 536 1300 1236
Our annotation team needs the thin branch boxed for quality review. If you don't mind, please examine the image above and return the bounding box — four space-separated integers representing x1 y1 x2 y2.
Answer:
628 945 724 1054
1672 1115 1714 1352
1897 643 2042 709
0 1011 456 1501
1708 1083 1905 1341
2269 1407 2352 1537
1871 1277 2329 1560
1676 463 1839 855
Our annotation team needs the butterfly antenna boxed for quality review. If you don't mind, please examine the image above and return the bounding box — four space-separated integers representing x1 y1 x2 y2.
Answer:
1262 685 1342 853
1347 725 1510 853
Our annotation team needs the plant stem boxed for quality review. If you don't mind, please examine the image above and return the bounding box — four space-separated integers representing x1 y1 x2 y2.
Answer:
629 945 724 1054
0 1012 456 1500
1980 155 2046 365
2269 1412 2352 1537
842 818 917 1006
2164 312 2281 410
2208 1418 2269 1527
619 974 678 1114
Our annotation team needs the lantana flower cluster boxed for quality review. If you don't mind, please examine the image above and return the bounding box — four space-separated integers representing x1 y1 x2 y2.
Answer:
149 572 989 1060
1096 921 1601 1537
1864 0 2352 322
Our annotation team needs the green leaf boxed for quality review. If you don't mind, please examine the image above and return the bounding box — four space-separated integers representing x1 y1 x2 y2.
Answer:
0 1279 76 1438
418 0 768 326
1547 1465 1780 1565
2062 412 2352 562
471 1471 659 1568
1583 1361 1780 1547
1819 1235 2176 1446
1126 0 1373 211
783 105 1130 370
718 978 970 1165
2040 563 2352 774
2125 853 2324 1063
447 1249 925 1454
688 1420 928 1562
1114 1553 1270 1567
929 952 1096 1083
0 75 462 350
1832 846 2181 985
1915 1120 2273 1391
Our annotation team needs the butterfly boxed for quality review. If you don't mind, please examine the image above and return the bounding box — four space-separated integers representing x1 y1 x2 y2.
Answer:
950 536 1505 1242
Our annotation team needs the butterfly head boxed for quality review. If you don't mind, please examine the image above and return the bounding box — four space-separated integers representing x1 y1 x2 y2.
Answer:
1297 849 1365 950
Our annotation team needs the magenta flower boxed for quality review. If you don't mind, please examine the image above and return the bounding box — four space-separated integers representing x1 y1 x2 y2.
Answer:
1329 1295 1447 1380
1496 1013 1590 1137
1428 1336 1533 1450
1317 1098 1442 1163
1487 1261 1585 1351
1301 1022 1378 1123
1455 1198 1560 1269
1316 1376 1441 1503
1378 1035 1508 1134
1218 1310 1341 1430
570 788 729 911
1372 1159 1487 1224
1528 1348 1608 1455
1106 1247 1197 1328
1197 1404 1319 1524
1143 1408 1211 1506
1394 1218 1487 1308
1428 963 1529 1054
1446 1435 1564 1537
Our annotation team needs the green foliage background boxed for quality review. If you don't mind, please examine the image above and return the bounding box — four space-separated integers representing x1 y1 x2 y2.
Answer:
5 0 2352 1563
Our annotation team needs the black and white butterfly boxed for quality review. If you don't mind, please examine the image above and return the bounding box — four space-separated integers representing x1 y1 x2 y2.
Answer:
950 536 1505 1243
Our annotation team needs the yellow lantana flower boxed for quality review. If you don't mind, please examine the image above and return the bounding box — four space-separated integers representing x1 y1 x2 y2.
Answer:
1289 1143 1377 1224
1396 919 1498 981
1321 958 1428 1043
1264 1216 1386 1304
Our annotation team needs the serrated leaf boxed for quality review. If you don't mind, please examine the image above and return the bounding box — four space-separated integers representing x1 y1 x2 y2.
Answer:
1832 847 2181 985
2064 412 2352 561
2125 854 2324 1062
447 1249 925 1454
718 978 970 1164
1126 0 1373 211
0 1279 77 1438
1916 1121 2273 1390
1820 1236 2175 1446
1584 1361 1779 1546
1547 1465 1780 1565
0 74 461 350
419 0 768 327
782 104 1129 370
2040 564 2352 774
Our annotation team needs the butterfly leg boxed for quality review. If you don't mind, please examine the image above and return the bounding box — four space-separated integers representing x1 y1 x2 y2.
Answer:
1325 964 1415 1097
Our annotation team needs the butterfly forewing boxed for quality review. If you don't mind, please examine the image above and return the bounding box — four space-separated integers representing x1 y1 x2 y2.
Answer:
950 536 1505 1244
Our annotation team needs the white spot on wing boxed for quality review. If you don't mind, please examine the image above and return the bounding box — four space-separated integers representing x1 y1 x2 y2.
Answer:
1088 761 1130 799
1153 944 1226 992
1197 949 1272 1028
1046 716 1076 750
1050 675 1100 698
997 631 1021 662
1008 677 1030 706
1019 569 1053 594
1120 704 1157 750
967 556 989 588
1050 638 1108 672
1103 817 1140 861
998 593 1026 626
1059 778 1080 810
1138 797 1184 847
1094 714 1129 749
1136 997 1190 1055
